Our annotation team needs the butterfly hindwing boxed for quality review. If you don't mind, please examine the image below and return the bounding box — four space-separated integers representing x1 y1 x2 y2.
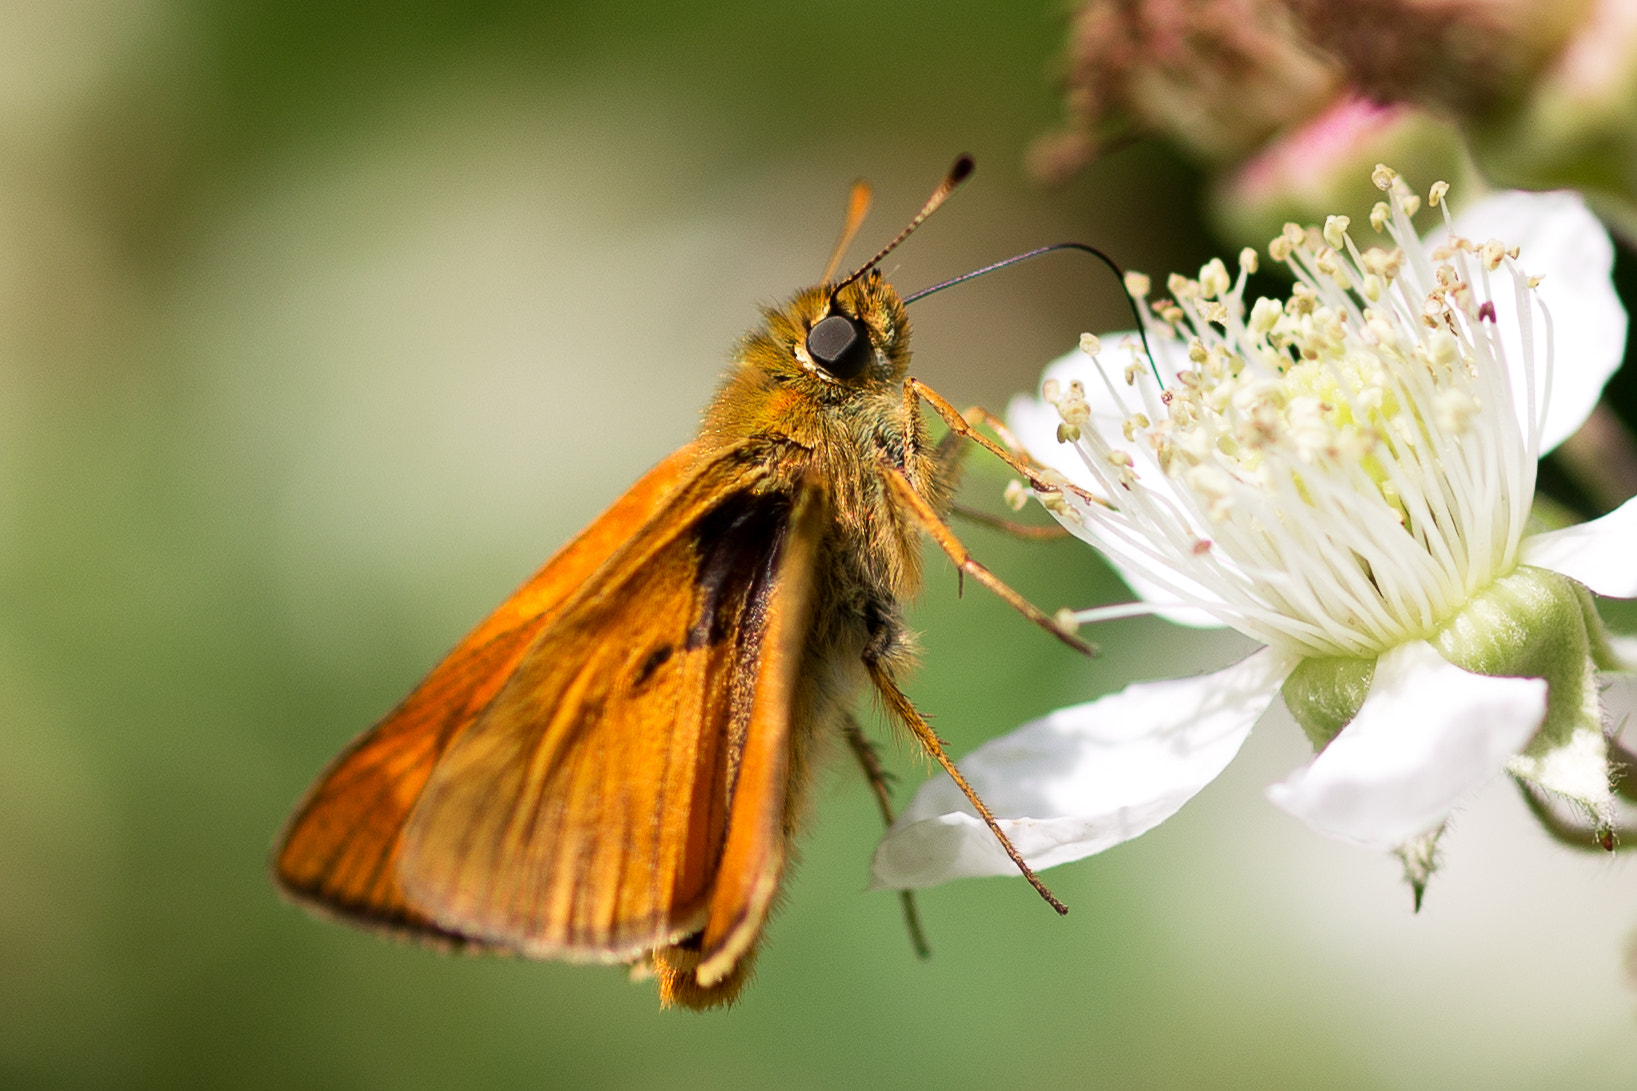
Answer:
693 477 824 984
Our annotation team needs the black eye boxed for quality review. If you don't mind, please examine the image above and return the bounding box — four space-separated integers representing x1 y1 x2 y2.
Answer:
805 314 872 379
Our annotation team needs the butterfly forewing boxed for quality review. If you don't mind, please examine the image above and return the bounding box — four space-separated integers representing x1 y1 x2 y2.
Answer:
392 457 822 963
273 442 716 940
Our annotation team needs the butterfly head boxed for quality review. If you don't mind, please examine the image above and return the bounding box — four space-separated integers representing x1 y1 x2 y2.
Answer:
750 270 910 397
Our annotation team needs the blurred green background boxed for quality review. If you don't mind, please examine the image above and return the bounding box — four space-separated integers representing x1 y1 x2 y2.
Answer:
5 3 1637 1088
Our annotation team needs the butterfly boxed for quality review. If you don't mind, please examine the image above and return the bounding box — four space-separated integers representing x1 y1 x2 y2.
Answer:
272 156 1092 1009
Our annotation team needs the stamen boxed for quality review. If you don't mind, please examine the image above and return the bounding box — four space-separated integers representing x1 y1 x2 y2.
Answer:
1069 601 1194 624
1040 170 1547 658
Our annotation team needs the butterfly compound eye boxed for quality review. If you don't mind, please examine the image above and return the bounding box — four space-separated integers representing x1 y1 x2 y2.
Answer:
805 314 872 380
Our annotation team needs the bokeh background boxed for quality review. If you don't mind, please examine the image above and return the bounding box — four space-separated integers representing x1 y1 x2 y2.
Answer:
5 3 1637 1088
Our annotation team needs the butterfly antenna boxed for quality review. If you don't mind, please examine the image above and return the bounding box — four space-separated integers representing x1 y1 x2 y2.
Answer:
822 180 873 283
832 155 974 295
903 241 1164 388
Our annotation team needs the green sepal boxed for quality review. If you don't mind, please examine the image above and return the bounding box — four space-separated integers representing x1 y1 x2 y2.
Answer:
1395 825 1444 912
1432 566 1610 821
1282 655 1376 751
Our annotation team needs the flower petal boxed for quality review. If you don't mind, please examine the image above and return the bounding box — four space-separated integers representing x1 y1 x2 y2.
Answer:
869 647 1293 889
1267 640 1548 847
1519 494 1637 599
1005 387 1088 489
1434 189 1626 453
1006 334 1195 492
1007 338 1229 629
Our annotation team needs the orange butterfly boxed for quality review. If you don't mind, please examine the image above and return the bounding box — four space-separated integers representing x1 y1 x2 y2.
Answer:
273 157 1091 1009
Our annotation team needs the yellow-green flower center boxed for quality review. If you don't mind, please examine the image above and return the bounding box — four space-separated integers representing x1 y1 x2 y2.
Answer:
1044 169 1547 659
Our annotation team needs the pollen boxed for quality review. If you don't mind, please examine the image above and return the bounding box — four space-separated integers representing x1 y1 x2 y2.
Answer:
1323 215 1350 250
1198 258 1231 300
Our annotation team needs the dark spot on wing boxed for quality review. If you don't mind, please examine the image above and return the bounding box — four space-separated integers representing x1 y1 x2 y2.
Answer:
631 643 673 689
685 490 792 651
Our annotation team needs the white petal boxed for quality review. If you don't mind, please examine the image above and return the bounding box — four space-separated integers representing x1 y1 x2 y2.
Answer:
1006 334 1194 492
1267 640 1548 848
1008 338 1229 630
1004 388 1090 490
1519 494 1637 599
1004 349 1126 493
1435 189 1626 453
869 647 1293 889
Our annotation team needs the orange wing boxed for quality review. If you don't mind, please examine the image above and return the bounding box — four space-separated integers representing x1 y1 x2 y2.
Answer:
395 471 825 968
273 442 712 941
274 441 826 978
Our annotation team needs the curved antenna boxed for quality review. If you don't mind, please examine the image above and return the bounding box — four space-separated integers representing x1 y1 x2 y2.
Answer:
903 241 1163 386
822 180 873 283
832 155 975 296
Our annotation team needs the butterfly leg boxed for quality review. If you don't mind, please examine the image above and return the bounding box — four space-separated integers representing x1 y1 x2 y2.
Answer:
841 716 932 959
904 378 1102 509
915 386 1073 542
861 654 1068 916
881 467 1094 657
947 503 1071 541
941 400 1036 467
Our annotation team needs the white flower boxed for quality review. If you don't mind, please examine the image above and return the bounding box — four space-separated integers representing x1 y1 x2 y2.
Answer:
873 170 1635 897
